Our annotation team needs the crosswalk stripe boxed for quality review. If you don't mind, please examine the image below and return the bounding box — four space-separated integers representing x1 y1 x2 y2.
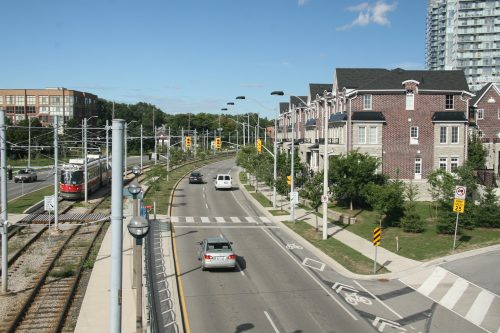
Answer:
201 217 210 223
185 216 194 223
230 217 240 223
246 216 256 223
260 217 271 223
418 266 447 296
170 216 179 223
440 277 469 309
215 217 225 223
465 290 495 325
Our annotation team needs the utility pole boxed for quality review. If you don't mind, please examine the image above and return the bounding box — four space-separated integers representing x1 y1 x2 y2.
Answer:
84 117 88 202
167 127 170 181
28 117 31 168
1 109 9 293
109 119 125 333
290 106 295 223
106 120 109 168
140 124 143 171
124 123 128 175
322 97 330 240
53 116 59 230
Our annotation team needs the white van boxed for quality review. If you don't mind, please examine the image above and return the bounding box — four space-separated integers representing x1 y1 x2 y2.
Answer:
214 174 232 190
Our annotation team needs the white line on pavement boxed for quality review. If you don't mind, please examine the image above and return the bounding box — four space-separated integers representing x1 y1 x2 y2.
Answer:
354 280 403 319
264 311 280 333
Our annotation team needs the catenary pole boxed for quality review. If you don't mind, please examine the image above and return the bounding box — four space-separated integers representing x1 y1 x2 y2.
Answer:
1 109 8 293
110 119 125 333
54 116 59 230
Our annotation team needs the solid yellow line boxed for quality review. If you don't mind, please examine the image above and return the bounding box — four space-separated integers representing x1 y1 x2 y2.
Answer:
172 228 191 333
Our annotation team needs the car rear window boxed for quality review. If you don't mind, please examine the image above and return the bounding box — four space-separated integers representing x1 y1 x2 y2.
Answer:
224 176 231 180
207 242 232 251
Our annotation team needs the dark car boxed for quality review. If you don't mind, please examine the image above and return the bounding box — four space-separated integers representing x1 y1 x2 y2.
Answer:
189 172 204 184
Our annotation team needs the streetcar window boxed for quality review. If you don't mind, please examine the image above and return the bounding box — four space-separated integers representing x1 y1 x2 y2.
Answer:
61 171 83 184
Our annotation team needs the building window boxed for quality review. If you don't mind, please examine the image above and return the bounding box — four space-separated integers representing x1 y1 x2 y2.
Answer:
445 95 454 110
6 96 14 105
451 126 459 143
415 158 422 176
363 95 372 110
406 92 414 110
27 96 36 105
498 109 500 119
15 96 25 105
50 96 61 105
440 126 447 143
439 158 447 171
410 126 419 144
358 126 366 144
476 109 484 120
451 157 459 172
39 96 49 105
0 96 3 104
369 126 377 144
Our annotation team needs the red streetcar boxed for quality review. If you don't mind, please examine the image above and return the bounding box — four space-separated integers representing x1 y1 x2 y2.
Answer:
60 155 111 200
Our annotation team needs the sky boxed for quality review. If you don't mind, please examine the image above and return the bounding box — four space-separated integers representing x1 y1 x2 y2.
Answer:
1 0 427 119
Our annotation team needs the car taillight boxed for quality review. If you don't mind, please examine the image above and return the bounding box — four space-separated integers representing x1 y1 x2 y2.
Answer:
227 254 236 260
204 254 213 259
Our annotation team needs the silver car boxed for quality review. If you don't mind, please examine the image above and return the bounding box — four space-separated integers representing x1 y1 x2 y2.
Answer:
198 236 237 271
14 168 37 183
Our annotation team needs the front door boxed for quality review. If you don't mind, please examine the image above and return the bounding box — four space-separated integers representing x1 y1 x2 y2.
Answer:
415 158 422 180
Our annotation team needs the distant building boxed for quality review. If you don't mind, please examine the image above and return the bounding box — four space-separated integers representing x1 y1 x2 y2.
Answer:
0 88 98 126
425 0 500 92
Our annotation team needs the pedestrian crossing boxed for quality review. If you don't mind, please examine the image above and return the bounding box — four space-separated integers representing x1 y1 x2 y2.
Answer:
400 266 500 333
167 216 272 224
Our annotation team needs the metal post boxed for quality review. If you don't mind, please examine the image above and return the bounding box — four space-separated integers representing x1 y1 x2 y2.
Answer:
1 109 9 293
273 109 277 209
28 117 31 168
194 129 197 158
140 124 143 171
124 123 128 176
106 120 109 168
453 212 459 250
110 119 125 333
135 236 143 332
84 117 88 203
167 127 170 181
213 130 216 155
247 114 250 145
54 116 59 230
291 106 295 223
322 98 329 240
182 128 185 152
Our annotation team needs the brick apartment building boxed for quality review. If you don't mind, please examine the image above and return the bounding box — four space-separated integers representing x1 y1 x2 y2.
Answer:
276 68 476 182
0 88 98 126
469 82 500 176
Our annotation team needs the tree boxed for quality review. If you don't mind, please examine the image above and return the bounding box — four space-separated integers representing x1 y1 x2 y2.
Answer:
400 181 425 233
329 150 383 210
302 172 324 231
475 186 500 228
143 164 168 197
467 133 487 170
365 179 404 227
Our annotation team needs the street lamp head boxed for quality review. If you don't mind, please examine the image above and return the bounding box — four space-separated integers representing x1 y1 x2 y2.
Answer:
221 108 228 111
236 96 246 100
131 165 141 176
271 91 284 96
227 102 235 105
127 215 149 239
128 180 142 197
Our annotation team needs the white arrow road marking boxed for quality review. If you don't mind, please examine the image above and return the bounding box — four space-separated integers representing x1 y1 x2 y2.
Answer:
372 316 406 332
332 282 358 294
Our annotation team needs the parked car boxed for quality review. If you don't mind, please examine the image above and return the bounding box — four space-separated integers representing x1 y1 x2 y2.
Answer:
214 174 232 190
14 168 37 183
198 236 237 271
189 171 204 184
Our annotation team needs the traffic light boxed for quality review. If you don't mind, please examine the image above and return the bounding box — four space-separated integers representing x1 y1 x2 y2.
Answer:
185 136 191 148
215 137 221 149
287 175 291 186
257 139 262 154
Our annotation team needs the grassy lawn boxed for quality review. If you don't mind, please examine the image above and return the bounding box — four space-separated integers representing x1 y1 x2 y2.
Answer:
250 192 272 207
283 220 389 274
244 184 255 192
331 202 500 261
269 209 289 216
9 185 53 213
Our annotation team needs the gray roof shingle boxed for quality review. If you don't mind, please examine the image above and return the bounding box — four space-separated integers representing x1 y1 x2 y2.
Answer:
431 112 467 122
309 83 332 99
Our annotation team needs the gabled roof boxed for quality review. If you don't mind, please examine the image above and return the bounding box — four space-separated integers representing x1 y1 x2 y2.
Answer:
309 83 332 100
470 82 499 107
290 96 308 108
329 112 347 122
279 102 289 114
352 112 386 122
336 68 470 92
431 112 467 122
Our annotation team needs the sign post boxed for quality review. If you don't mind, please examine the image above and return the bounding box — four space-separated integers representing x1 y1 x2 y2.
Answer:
373 227 381 274
453 186 466 250
44 195 55 231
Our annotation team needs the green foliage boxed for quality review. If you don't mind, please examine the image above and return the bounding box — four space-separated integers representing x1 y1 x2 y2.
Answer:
400 181 425 233
329 150 384 210
144 164 169 195
476 187 500 227
365 179 405 227
467 133 487 170
302 172 324 211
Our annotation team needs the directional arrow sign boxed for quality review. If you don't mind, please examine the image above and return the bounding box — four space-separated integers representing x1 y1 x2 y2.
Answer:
332 282 358 294
372 316 406 332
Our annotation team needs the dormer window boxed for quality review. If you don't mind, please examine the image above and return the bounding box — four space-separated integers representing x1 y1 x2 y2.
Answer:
363 94 372 110
406 90 414 110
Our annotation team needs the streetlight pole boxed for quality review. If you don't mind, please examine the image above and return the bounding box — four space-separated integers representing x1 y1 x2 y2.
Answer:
1 109 9 293
54 116 59 231
322 95 330 240
28 117 31 168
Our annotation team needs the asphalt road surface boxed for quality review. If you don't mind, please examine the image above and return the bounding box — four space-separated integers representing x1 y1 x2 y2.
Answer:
172 159 489 333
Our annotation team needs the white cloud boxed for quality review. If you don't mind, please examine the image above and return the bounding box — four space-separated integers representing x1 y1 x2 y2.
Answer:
298 0 310 6
337 1 397 31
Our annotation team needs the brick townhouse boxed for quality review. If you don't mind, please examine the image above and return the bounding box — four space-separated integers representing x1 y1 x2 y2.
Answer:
468 82 500 178
277 68 475 181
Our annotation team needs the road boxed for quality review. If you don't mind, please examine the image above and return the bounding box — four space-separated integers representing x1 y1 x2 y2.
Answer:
171 159 487 333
